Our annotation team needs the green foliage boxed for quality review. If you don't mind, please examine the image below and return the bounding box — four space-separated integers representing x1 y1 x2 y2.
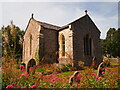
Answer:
101 28 120 57
2 57 120 88
1 24 24 60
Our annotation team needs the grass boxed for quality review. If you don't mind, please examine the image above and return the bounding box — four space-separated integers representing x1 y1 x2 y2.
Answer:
110 62 119 66
2 57 120 88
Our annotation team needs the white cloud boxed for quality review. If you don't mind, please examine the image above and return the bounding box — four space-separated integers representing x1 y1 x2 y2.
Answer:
91 13 118 39
1 2 118 39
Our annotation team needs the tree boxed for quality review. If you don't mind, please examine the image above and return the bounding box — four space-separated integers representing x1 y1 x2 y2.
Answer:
2 21 24 60
0 30 2 58
101 28 120 58
112 29 120 57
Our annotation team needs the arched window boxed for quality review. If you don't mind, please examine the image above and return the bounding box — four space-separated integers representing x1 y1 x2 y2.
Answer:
84 34 92 56
62 35 65 56
60 34 65 56
30 34 32 55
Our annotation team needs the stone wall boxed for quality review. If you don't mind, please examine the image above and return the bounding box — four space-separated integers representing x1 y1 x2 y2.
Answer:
23 14 102 68
23 18 59 65
72 15 102 66
58 25 73 65
40 27 58 64
23 18 40 66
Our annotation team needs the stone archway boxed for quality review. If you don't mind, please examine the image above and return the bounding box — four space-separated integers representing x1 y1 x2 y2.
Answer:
27 59 36 73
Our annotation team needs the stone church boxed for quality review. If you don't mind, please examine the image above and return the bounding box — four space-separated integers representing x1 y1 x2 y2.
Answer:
22 10 101 69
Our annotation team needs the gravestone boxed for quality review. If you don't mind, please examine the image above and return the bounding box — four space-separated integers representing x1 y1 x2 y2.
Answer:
69 71 81 85
97 62 106 77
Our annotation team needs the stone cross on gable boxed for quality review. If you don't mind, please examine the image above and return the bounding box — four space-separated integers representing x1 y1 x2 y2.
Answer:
31 13 34 19
10 20 13 25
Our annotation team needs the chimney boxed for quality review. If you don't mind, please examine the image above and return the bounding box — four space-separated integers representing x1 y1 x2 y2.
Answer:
85 10 88 15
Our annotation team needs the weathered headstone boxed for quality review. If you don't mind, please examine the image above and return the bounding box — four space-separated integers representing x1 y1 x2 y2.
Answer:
69 71 81 85
97 62 106 77
90 56 97 69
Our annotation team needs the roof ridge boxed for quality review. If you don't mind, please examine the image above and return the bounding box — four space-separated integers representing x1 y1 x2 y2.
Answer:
33 19 61 30
59 15 88 30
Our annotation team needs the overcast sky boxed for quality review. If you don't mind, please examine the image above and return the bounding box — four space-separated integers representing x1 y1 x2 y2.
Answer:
0 0 119 39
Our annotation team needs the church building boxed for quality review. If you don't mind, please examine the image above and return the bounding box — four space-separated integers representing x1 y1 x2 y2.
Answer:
22 10 101 69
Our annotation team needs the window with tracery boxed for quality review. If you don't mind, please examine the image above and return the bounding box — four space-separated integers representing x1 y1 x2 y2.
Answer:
30 34 32 55
62 35 65 56
84 34 92 56
60 34 65 56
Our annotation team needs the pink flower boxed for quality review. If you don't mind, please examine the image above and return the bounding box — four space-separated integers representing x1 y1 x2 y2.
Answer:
96 76 98 79
21 74 26 77
29 85 37 88
20 65 25 69
33 65 36 67
116 77 120 80
97 77 102 81
66 76 70 79
21 68 25 72
62 84 67 87
40 74 44 77
32 85 37 88
102 72 105 74
52 72 57 75
12 83 16 85
55 77 61 80
22 86 27 88
26 72 29 74
110 71 113 74
6 85 13 88
66 80 69 83
77 84 81 87
91 73 96 76
51 78 56 82
105 68 109 71
77 73 82 77
104 80 109 82
40 78 44 80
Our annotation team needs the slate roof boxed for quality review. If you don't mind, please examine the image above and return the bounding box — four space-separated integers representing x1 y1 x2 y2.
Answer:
58 14 87 30
36 20 61 30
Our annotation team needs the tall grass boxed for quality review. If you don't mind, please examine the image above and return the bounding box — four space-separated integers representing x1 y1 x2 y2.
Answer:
2 57 120 88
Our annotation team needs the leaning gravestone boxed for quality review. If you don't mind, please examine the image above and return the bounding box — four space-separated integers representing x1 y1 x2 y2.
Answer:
97 57 110 77
69 71 81 86
90 56 97 69
97 62 106 77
